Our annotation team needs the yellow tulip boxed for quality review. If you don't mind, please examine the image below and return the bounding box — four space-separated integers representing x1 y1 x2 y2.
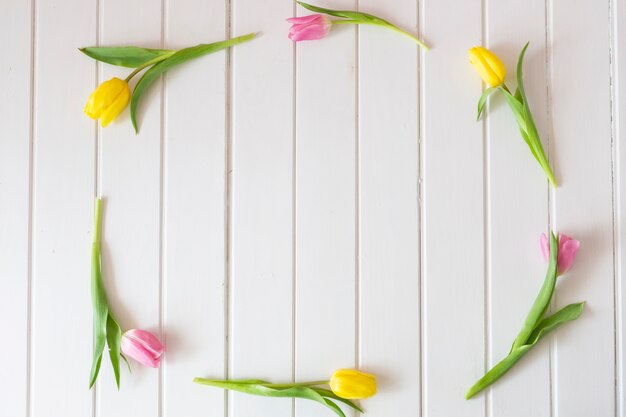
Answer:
329 369 377 400
84 77 131 127
468 46 506 87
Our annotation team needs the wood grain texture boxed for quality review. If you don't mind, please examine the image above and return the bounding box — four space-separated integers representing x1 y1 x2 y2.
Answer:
98 0 162 415
421 0 486 415
0 1 32 416
162 0 228 415
486 1 551 416
358 1 420 417
230 1 294 416
294 1 356 417
30 0 96 416
550 0 616 415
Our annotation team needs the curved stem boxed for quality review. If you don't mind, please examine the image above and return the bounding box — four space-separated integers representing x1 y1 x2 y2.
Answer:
125 51 175 82
262 380 328 389
330 19 429 50
94 198 102 244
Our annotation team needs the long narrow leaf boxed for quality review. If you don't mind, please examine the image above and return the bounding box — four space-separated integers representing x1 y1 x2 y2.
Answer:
80 46 174 68
89 199 108 389
527 302 585 344
313 388 365 413
193 379 346 417
476 87 497 121
466 344 533 399
130 33 255 133
510 231 558 351
467 301 584 399
297 1 388 24
106 314 123 389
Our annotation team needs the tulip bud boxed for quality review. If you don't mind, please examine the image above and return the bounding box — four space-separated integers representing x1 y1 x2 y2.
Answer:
329 369 377 400
287 14 332 42
540 233 580 275
468 46 506 87
120 329 165 368
84 77 131 127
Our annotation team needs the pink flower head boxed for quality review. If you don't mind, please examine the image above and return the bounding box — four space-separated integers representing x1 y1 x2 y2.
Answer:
540 233 580 275
121 329 165 368
287 14 332 42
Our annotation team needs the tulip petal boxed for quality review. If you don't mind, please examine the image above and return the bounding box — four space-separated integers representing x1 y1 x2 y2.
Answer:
287 14 323 24
557 236 580 274
99 86 130 127
121 329 165 368
539 233 550 262
84 78 128 120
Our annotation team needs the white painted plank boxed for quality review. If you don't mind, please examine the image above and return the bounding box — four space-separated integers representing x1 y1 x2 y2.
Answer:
357 1 420 416
230 1 294 416
615 0 626 414
485 2 551 415
30 0 97 415
0 1 32 416
421 0 485 414
98 0 162 414
162 0 228 414
294 1 356 416
550 1 615 415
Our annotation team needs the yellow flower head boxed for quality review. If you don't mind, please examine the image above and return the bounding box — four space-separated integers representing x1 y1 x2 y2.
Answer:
329 369 377 400
84 77 131 127
468 46 506 87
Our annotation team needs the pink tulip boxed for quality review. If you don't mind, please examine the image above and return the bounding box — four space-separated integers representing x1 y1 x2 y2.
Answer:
287 14 332 42
121 329 165 368
540 233 580 275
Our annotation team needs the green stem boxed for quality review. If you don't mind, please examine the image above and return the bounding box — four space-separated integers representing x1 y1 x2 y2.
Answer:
125 51 175 82
262 381 328 389
331 19 429 50
94 198 102 244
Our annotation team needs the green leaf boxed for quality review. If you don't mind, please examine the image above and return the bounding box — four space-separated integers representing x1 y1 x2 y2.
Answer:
106 314 123 389
193 379 347 417
89 199 108 389
296 1 429 49
312 388 365 413
466 344 532 399
527 302 585 344
466 301 584 399
130 33 255 133
476 87 498 121
80 46 174 68
510 231 558 351
297 0 388 24
499 87 527 134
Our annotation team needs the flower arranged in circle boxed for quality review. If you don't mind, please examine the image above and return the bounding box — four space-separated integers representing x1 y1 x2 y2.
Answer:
289 1 429 50
540 233 580 275
121 329 165 368
194 368 376 417
84 77 131 127
469 43 557 187
288 14 332 41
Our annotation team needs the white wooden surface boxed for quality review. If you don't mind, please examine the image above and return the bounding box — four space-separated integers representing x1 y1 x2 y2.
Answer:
1 0 625 416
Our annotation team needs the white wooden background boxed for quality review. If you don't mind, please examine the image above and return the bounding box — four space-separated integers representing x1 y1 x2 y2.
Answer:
1 0 625 416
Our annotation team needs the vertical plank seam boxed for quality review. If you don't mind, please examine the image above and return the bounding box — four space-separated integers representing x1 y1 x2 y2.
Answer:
92 0 102 415
355 0 361 381
609 0 622 414
544 0 556 415
481 0 491 415
418 0 426 413
291 4 298 417
26 0 37 415
158 0 167 414
416 0 423 415
224 0 233 415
